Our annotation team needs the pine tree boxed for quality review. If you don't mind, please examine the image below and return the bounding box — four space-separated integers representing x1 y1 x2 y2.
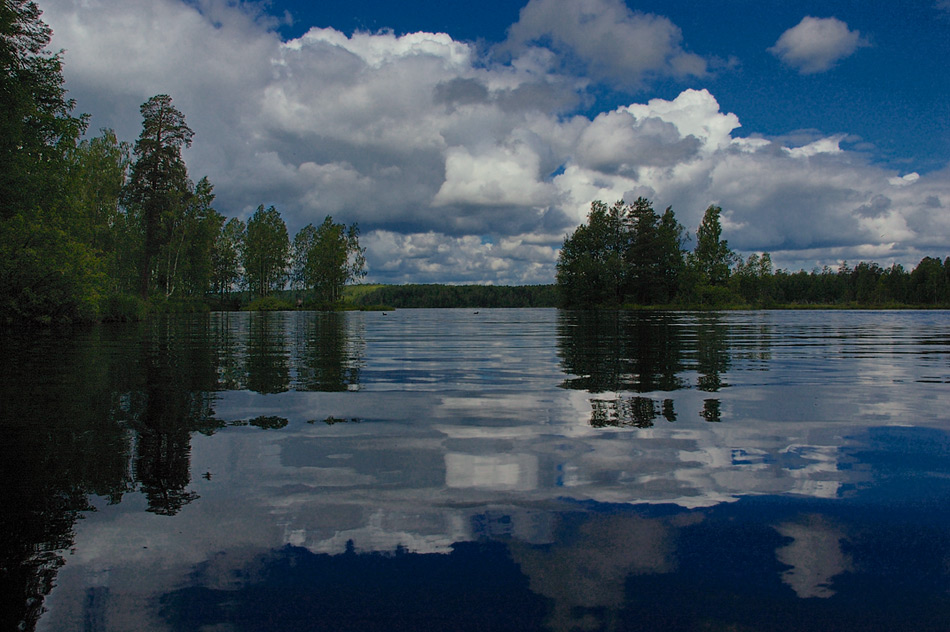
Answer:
689 205 734 286
123 95 194 297
625 197 661 304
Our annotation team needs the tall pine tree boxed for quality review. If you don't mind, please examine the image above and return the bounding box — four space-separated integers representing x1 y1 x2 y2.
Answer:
689 205 734 287
123 95 194 298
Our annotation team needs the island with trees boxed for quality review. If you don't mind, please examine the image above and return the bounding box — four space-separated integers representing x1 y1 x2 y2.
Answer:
553 198 949 309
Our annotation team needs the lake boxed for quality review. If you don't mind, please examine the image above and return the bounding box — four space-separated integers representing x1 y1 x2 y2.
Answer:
3 308 950 631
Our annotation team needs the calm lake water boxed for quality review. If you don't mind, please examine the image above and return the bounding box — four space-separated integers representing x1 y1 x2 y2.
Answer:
3 309 950 631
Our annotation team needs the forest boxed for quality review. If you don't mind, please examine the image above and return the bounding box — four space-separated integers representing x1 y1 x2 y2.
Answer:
349 284 558 309
0 2 363 324
555 199 950 309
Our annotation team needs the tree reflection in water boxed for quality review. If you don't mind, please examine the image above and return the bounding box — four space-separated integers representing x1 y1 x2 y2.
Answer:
556 310 687 393
295 311 362 392
556 310 737 426
0 311 366 630
209 310 364 393
124 317 223 515
694 312 731 392
247 311 290 394
590 396 677 428
0 328 135 631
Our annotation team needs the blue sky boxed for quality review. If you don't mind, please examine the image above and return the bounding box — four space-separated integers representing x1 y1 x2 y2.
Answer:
41 0 950 283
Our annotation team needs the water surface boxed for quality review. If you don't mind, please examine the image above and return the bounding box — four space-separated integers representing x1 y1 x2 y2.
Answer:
3 309 950 631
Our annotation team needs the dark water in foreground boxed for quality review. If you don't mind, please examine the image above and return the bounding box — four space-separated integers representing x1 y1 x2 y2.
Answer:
2 309 950 631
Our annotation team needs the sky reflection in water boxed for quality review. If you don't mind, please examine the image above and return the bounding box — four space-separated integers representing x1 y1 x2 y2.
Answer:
3 309 950 631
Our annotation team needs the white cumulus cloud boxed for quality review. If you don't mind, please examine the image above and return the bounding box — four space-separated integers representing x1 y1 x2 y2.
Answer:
769 16 869 74
434 143 554 207
504 0 707 89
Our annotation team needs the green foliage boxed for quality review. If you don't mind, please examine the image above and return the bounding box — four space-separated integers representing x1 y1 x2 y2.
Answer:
557 198 687 308
310 218 346 306
556 200 628 307
0 0 87 221
292 216 365 309
351 284 558 308
694 284 740 308
343 283 386 301
99 293 147 322
730 252 775 306
0 7 364 323
210 217 245 299
656 206 687 303
123 94 194 298
290 222 317 293
66 129 131 252
146 296 210 313
0 207 106 324
355 303 394 312
553 199 950 310
626 198 662 304
160 176 222 297
910 256 950 304
760 257 949 308
0 1 106 323
688 205 735 287
243 295 294 312
242 205 289 298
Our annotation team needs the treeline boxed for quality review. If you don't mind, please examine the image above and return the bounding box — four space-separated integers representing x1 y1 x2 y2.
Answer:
0 4 363 324
351 284 558 309
733 257 950 307
557 199 950 308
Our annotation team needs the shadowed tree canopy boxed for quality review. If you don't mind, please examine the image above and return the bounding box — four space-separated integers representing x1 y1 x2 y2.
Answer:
211 217 245 300
556 198 686 308
290 222 317 294
0 1 108 324
123 94 194 298
689 205 734 287
243 205 289 298
67 129 130 253
168 176 223 297
556 200 628 308
306 216 365 308
0 0 86 219
290 216 365 308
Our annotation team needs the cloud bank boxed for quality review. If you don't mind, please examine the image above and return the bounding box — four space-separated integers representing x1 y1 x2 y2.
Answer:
41 0 949 283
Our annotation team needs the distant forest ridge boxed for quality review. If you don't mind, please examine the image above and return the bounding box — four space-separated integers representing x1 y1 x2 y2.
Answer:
346 284 559 309
334 258 950 310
